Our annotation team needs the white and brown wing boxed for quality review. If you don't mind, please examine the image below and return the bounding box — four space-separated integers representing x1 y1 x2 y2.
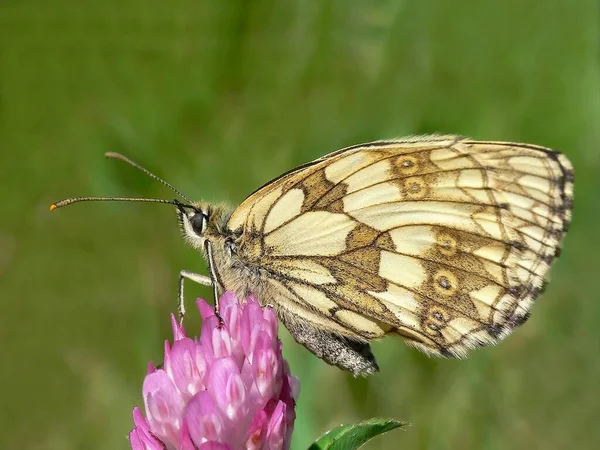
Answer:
227 135 574 357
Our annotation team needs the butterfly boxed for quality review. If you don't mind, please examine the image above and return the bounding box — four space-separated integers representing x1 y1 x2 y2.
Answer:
51 135 574 376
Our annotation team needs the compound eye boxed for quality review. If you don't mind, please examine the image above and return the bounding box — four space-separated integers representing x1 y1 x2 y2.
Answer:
190 211 207 235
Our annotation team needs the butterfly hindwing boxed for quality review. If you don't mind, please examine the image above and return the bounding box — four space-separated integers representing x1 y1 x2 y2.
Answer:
227 135 574 362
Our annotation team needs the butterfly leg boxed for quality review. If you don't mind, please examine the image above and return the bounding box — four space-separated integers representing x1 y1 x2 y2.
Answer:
178 270 212 323
203 240 223 318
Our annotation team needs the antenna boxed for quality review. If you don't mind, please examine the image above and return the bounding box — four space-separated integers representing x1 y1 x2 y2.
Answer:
49 153 196 211
104 152 193 203
49 197 192 211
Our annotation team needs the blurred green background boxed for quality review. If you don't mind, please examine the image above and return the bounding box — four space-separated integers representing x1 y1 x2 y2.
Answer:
1 1 599 449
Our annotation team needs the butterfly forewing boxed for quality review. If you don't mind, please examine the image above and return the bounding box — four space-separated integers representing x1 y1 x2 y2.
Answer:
227 135 574 358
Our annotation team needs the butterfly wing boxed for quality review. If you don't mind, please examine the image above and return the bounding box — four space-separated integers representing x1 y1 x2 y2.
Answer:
227 135 574 359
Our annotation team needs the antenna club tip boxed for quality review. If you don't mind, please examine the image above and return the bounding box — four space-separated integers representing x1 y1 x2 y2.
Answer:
49 203 57 211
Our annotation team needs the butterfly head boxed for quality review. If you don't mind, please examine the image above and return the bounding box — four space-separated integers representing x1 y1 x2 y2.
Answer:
177 201 233 251
177 202 209 249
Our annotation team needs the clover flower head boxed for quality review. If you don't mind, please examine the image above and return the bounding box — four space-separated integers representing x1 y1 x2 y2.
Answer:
129 292 298 450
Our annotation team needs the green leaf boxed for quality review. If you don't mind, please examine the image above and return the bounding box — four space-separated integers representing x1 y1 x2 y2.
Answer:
308 418 407 450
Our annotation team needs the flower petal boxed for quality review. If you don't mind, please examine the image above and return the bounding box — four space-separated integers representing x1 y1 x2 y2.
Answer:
245 409 267 450
261 305 278 341
265 401 286 450
211 326 233 359
199 316 223 360
252 340 280 400
219 295 244 367
167 338 207 397
197 298 215 320
283 362 300 400
179 421 198 450
280 377 296 449
129 407 166 450
207 357 247 423
185 391 226 446
143 371 185 447
147 361 157 376
171 314 187 341
252 331 282 398
129 429 164 450
241 300 264 359
218 292 239 312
